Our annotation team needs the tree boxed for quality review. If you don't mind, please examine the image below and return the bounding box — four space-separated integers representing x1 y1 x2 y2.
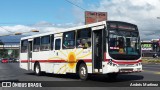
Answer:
0 40 4 45
10 49 19 58
0 40 8 58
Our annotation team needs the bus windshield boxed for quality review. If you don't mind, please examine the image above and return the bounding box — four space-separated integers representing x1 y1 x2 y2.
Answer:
108 30 141 60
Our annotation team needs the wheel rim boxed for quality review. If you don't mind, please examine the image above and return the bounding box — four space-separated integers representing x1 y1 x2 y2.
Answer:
35 66 39 74
80 67 86 77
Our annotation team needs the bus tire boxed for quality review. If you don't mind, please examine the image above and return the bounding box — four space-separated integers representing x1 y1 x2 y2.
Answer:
107 73 118 79
79 63 88 80
34 63 41 76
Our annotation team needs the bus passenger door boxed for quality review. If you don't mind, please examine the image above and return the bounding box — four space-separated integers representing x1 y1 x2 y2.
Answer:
92 26 104 73
53 37 62 73
28 40 33 70
54 37 62 58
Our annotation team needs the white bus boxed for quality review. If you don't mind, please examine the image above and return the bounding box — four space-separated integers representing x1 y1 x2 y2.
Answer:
20 21 142 80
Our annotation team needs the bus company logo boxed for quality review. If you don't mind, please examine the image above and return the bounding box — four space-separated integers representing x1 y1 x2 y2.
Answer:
2 82 11 87
67 52 77 69
48 49 92 73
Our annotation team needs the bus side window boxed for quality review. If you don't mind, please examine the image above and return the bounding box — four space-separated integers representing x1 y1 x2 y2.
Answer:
76 28 91 49
21 40 28 53
55 39 61 50
63 31 75 49
41 35 50 51
33 37 40 52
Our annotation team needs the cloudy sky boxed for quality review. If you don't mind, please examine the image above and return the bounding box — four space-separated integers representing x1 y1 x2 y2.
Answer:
0 0 160 42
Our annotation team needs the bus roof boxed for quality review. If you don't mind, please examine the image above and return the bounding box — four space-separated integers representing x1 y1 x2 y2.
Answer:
107 21 137 26
21 20 137 40
21 21 107 40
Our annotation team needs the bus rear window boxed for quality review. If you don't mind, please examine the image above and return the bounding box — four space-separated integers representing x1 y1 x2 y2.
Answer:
21 40 28 53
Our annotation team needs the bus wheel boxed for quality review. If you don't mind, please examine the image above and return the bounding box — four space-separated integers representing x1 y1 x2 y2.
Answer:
79 63 88 80
107 73 118 79
34 63 41 76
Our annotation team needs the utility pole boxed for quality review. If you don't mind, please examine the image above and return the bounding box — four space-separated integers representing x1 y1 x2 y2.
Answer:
157 17 160 52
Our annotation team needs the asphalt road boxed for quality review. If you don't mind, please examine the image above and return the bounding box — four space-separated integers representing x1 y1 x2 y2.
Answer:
0 63 160 90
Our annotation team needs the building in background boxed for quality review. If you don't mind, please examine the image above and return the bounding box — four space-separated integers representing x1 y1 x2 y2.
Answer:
141 39 160 57
0 42 19 59
85 11 107 24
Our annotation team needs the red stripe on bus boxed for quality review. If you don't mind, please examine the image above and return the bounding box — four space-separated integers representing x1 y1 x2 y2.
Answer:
21 59 141 64
32 60 66 63
21 60 66 63
20 59 92 63
83 59 92 62
21 60 28 63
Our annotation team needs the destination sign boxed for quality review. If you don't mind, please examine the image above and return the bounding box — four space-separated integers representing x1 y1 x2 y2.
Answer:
109 23 136 30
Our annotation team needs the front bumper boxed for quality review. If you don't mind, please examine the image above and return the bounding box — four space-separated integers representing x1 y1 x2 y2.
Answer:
102 62 142 74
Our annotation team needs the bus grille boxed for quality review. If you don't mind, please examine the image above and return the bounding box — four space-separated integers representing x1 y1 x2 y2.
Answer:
119 69 133 72
118 64 135 67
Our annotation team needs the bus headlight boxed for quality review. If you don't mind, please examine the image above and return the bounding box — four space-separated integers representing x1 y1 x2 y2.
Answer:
135 63 141 66
136 63 139 66
113 63 117 66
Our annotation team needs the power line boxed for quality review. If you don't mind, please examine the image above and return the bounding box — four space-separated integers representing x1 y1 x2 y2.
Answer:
0 26 14 33
64 0 86 11
2 42 20 43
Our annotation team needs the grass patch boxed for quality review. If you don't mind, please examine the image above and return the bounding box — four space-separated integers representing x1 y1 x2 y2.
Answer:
142 58 160 64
